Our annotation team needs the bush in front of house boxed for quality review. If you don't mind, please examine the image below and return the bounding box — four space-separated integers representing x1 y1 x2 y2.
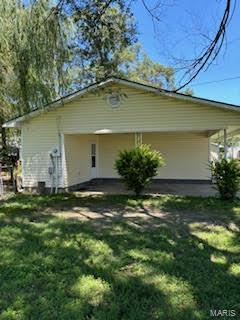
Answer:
210 158 240 200
115 144 165 196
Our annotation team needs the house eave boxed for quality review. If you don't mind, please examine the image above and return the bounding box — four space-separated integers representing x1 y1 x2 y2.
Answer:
114 78 240 112
3 77 240 128
3 78 115 128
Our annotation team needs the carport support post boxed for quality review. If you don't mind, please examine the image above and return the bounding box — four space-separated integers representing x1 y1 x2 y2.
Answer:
224 129 228 159
135 133 142 147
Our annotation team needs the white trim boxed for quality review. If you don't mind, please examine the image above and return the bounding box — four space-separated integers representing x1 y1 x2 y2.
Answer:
20 129 26 188
3 77 240 128
96 135 99 178
3 79 114 128
90 140 98 179
113 78 240 112
208 137 211 163
60 133 66 187
208 137 213 181
69 128 223 135
135 133 142 146
224 129 228 159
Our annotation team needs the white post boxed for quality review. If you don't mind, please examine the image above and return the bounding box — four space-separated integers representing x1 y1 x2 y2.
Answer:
60 133 66 188
135 133 142 147
224 129 228 159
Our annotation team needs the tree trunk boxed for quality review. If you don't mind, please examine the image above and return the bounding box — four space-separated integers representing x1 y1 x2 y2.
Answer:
1 127 7 152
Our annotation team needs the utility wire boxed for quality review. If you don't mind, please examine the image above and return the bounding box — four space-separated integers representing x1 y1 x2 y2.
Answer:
191 75 240 87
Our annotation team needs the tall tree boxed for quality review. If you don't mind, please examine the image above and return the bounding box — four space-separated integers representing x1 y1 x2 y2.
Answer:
65 0 137 84
0 0 194 168
62 0 236 91
0 0 187 120
0 0 138 116
120 45 175 89
0 0 71 114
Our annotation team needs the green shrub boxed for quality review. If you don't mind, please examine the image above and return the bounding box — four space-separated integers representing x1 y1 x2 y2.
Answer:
115 144 165 195
210 159 240 200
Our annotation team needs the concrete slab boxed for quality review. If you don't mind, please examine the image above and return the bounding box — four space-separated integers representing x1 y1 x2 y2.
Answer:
81 180 217 197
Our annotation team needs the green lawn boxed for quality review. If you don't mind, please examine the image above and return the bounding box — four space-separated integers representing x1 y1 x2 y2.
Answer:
0 193 239 320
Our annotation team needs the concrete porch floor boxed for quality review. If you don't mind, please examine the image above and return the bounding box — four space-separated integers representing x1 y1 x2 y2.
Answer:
80 180 217 197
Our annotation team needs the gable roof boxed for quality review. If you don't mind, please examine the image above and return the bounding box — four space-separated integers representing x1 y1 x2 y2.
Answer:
3 76 240 128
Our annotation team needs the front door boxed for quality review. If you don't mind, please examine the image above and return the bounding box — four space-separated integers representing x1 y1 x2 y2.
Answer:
90 142 97 179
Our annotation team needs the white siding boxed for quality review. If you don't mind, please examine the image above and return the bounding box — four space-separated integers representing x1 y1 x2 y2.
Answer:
21 84 240 187
62 132 210 186
98 133 135 178
143 132 209 180
64 134 94 186
21 119 59 188
97 132 209 180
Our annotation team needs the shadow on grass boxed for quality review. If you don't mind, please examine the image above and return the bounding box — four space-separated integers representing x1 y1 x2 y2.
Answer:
0 193 239 319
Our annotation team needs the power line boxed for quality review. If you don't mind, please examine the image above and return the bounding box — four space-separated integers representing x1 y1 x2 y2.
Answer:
191 75 240 87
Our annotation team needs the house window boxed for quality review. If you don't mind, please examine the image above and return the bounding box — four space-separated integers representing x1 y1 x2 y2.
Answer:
91 143 96 168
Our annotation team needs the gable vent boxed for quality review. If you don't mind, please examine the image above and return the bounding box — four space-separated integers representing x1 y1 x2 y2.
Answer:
107 93 121 108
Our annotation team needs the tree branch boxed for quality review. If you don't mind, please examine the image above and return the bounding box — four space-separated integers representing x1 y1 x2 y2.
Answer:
141 0 161 21
175 0 234 92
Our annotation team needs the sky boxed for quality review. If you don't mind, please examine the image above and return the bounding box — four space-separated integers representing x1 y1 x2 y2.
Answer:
132 0 240 105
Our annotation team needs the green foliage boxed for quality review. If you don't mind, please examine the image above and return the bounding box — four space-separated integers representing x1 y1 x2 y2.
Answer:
0 0 187 163
124 49 175 89
115 144 164 195
0 193 239 319
0 0 72 115
69 0 137 82
0 0 136 117
0 146 18 167
0 0 188 122
117 44 193 93
183 87 194 96
210 159 240 200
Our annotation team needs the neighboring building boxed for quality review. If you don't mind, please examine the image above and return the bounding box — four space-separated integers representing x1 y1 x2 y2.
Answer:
228 146 240 159
3 77 240 192
210 143 240 160
210 143 220 161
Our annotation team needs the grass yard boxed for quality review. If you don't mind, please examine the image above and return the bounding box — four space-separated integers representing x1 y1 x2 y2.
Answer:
0 193 239 320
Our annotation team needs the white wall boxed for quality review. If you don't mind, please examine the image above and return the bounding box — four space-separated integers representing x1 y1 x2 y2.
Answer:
64 132 210 186
143 132 210 180
98 133 135 178
64 134 95 187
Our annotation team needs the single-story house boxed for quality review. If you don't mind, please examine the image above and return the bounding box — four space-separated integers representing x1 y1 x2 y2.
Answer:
3 77 240 192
